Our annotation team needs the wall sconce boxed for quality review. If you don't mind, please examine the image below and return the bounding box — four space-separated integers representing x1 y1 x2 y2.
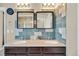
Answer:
43 3 47 6
42 3 65 9
42 3 55 7
17 3 30 9
42 3 55 9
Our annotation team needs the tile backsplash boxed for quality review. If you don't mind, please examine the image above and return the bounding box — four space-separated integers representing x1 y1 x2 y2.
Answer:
15 28 55 40
55 15 66 40
15 14 66 41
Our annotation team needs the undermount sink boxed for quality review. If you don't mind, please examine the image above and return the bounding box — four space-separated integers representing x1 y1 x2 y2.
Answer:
13 40 59 45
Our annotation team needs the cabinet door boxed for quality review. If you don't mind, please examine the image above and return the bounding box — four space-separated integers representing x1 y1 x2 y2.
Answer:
28 47 42 54
43 53 65 56
15 53 28 56
43 47 66 53
28 54 42 56
5 47 28 53
5 53 16 56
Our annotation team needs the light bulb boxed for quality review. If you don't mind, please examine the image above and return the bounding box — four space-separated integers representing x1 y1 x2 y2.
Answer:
47 3 50 5
43 3 47 6
62 3 65 6
51 3 54 5
25 3 28 6
17 3 20 6
21 3 23 7
17 3 20 7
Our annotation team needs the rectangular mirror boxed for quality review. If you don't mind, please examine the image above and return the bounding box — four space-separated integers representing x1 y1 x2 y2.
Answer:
17 11 34 29
36 11 54 28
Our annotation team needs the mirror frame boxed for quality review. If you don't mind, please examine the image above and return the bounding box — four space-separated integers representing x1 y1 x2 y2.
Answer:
17 11 34 29
36 11 54 29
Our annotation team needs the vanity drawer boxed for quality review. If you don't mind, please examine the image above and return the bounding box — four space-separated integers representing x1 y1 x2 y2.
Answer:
28 47 42 53
5 47 28 53
43 47 66 53
5 53 16 56
28 53 42 56
43 53 65 56
15 53 28 56
5 53 28 56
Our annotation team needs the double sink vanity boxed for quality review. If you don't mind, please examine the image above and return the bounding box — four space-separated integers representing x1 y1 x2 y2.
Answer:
5 40 66 56
4 4 66 56
4 10 66 56
0 3 66 56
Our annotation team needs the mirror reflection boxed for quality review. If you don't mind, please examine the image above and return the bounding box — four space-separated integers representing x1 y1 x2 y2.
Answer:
36 12 53 28
17 11 34 28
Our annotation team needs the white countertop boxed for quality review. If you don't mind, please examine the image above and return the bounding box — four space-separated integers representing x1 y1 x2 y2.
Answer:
5 40 66 47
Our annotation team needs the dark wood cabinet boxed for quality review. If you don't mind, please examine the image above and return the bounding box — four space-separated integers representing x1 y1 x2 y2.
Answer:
28 53 42 56
5 47 66 56
43 47 65 53
5 47 28 53
28 47 42 54
43 53 65 56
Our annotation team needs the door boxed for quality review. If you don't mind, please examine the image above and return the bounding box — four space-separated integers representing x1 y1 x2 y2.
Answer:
0 11 4 48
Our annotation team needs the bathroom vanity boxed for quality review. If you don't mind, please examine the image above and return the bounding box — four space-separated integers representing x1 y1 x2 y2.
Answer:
4 3 66 56
4 40 66 56
5 47 66 56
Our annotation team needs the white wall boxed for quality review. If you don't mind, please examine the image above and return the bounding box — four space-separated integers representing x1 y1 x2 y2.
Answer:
66 3 77 56
77 4 79 56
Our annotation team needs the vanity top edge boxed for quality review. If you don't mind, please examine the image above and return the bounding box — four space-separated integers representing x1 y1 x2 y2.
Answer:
4 45 66 47
4 40 66 47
